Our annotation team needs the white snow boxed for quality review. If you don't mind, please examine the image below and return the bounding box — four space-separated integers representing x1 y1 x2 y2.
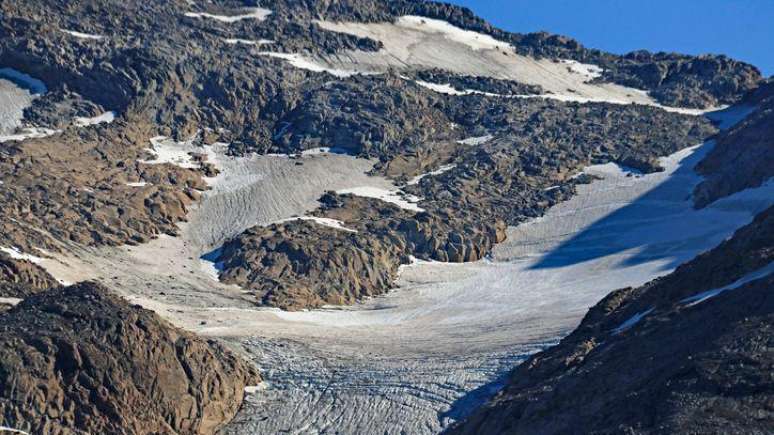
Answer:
0 126 60 142
680 261 774 307
244 382 270 394
40 107 771 433
0 246 43 264
336 186 424 212
0 297 23 306
223 38 274 46
269 216 358 233
406 164 456 185
185 7 272 23
414 80 470 95
257 52 360 78
561 59 603 80
313 17 721 114
73 111 115 127
0 68 47 94
125 181 149 187
0 426 30 435
138 136 218 179
457 134 493 146
612 307 654 334
397 16 511 51
61 29 104 40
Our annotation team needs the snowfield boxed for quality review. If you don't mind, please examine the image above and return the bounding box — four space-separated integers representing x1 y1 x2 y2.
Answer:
24 105 768 433
309 16 722 114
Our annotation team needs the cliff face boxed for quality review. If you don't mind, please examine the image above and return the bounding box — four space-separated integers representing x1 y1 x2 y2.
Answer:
0 282 261 435
450 206 773 435
694 80 774 208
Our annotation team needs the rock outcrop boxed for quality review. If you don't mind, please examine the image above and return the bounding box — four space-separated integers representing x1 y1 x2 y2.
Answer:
0 281 261 434
0 251 58 298
450 206 774 435
693 80 774 207
218 99 715 309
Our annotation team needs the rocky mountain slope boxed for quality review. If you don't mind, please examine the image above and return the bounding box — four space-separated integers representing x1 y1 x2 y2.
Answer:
0 282 260 435
694 79 774 207
450 210 773 433
0 0 771 433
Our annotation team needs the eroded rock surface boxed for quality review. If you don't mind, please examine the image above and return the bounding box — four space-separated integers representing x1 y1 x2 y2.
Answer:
451 206 774 435
0 281 260 435
694 80 774 207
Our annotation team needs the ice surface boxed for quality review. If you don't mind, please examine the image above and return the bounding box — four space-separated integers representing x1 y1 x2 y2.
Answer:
74 111 115 127
184 7 271 23
61 29 104 40
39 108 771 433
680 261 774 307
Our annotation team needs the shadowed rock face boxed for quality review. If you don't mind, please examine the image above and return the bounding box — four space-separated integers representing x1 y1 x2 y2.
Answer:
0 282 261 435
694 80 774 208
0 251 58 298
449 206 773 435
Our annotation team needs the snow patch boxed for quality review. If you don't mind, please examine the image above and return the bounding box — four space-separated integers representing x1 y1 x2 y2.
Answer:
406 164 456 185
398 16 510 51
561 59 603 80
1 246 43 264
244 382 270 394
0 126 60 143
185 7 272 23
612 307 654 334
61 29 104 40
415 80 469 96
0 297 23 306
138 136 218 183
680 261 774 307
336 186 424 212
125 181 149 187
257 52 360 78
73 111 115 127
269 216 358 233
0 68 47 95
223 38 274 46
457 134 493 146
0 426 30 435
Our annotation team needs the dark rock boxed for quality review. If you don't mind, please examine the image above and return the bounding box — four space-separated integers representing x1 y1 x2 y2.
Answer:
450 206 774 435
0 281 261 434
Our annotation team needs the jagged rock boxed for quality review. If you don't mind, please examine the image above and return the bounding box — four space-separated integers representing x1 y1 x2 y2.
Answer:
0 281 261 434
693 80 774 207
450 206 774 434
0 251 58 297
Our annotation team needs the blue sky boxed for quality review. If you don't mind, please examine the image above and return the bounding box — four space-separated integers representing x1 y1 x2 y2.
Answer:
446 0 773 76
